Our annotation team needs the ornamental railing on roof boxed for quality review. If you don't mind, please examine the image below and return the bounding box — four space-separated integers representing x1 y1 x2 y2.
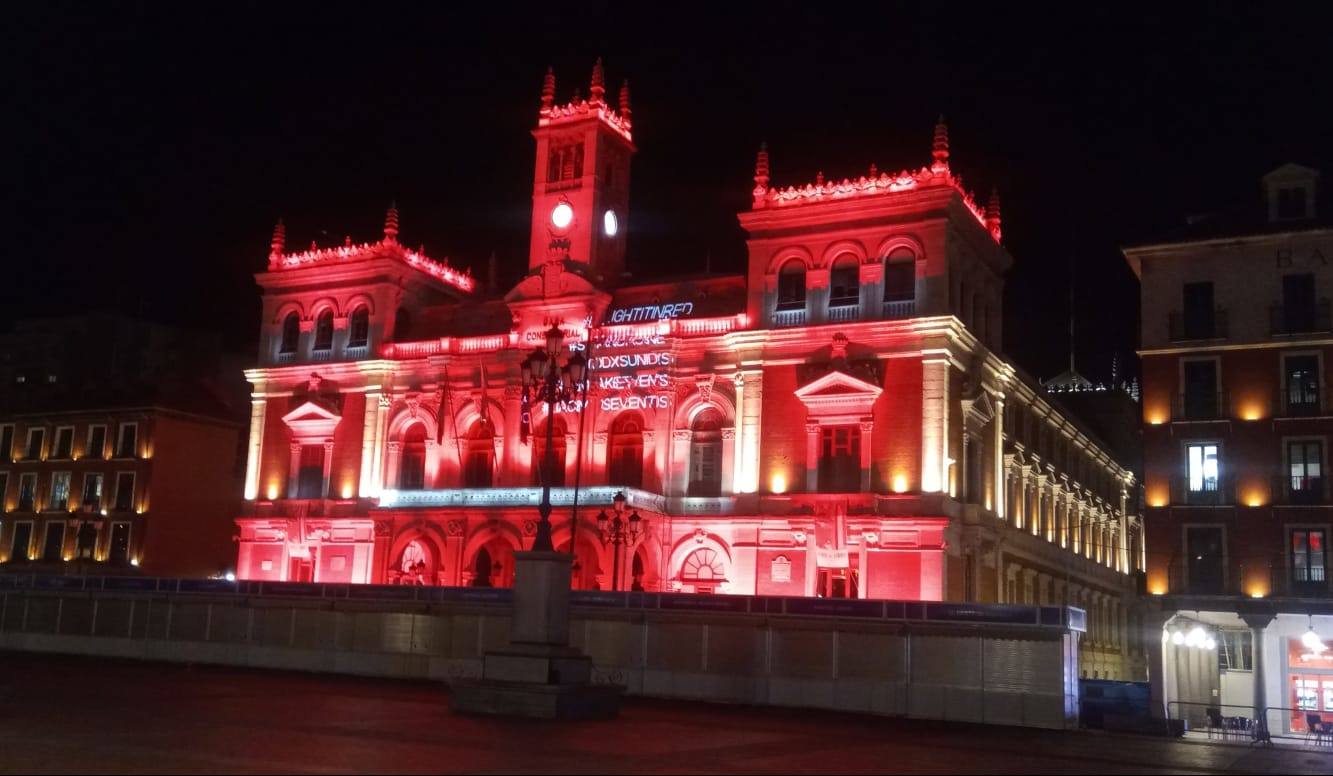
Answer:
268 240 475 293
538 99 632 142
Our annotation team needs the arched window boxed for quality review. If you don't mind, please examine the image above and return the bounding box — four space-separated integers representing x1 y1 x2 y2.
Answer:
776 260 806 310
399 423 427 489
279 313 300 354
631 550 646 592
463 418 494 488
883 247 916 305
688 409 723 496
400 540 427 574
532 416 567 487
348 306 370 348
829 254 859 307
313 310 334 351
472 547 493 587
681 547 726 593
608 413 644 488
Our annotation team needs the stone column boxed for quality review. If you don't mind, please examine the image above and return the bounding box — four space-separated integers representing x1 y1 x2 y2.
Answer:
243 397 267 500
670 430 691 496
368 394 391 496
1032 476 1046 537
740 371 763 493
921 357 950 493
720 427 736 494
732 373 745 491
1241 612 1275 729
384 441 402 490
805 422 821 492
859 420 874 492
287 441 302 497
321 440 335 498
1119 485 1131 573
359 391 382 497
993 396 1005 518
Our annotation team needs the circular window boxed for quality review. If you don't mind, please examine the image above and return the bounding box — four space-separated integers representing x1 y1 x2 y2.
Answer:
551 202 574 229
603 209 618 237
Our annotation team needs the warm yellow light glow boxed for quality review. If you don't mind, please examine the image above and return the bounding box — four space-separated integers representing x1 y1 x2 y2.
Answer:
1240 405 1264 421
130 558 140 567
1150 589 1165 596
892 474 909 494
770 472 788 494
340 483 354 499
1250 592 1266 599
266 483 280 500
1148 417 1165 426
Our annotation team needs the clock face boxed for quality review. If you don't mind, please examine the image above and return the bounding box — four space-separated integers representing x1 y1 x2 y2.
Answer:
550 202 574 229
602 209 618 237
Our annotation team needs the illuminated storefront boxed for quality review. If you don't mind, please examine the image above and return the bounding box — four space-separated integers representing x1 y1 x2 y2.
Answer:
234 61 1142 677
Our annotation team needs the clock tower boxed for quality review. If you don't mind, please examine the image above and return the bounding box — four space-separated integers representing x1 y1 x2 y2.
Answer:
528 59 636 285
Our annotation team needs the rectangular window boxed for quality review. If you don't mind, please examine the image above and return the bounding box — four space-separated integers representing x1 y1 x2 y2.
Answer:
1218 630 1253 671
0 472 7 506
883 261 915 302
1185 525 1225 594
1286 355 1322 415
113 472 135 512
818 425 862 493
296 445 325 499
41 522 65 561
53 427 73 459
0 424 12 461
10 521 32 561
1182 360 1220 419
1186 443 1220 493
1182 282 1216 339
86 425 106 460
1282 273 1317 333
49 472 70 511
1292 530 1327 585
689 440 721 497
75 520 98 559
81 473 103 512
108 521 131 565
25 428 45 460
18 473 37 512
115 422 138 458
1288 440 1324 503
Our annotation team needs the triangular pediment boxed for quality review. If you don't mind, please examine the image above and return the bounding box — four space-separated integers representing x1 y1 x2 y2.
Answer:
794 369 883 400
794 369 883 420
282 400 342 440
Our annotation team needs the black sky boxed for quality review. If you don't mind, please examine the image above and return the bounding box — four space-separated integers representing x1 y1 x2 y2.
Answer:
10 3 1333 383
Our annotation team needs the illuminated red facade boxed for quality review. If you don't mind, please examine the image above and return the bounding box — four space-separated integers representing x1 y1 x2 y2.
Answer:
236 62 1144 676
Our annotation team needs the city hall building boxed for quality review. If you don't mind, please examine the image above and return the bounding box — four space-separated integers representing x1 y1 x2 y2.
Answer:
236 63 1146 679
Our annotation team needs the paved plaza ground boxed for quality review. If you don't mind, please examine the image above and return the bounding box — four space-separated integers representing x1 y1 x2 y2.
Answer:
0 652 1329 774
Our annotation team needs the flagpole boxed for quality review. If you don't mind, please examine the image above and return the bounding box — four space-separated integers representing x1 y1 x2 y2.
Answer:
567 331 595 582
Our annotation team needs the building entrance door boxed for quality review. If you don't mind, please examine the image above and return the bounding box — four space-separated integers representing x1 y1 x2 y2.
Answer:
288 551 315 582
817 567 859 598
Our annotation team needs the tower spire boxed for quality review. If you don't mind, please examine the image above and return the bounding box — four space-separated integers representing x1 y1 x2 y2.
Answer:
931 114 950 173
618 79 631 123
590 57 606 104
985 186 1002 242
540 66 555 111
754 142 770 189
269 218 286 257
384 202 400 243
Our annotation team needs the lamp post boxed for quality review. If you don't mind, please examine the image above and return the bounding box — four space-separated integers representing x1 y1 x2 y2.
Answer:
520 324 587 553
597 490 646 591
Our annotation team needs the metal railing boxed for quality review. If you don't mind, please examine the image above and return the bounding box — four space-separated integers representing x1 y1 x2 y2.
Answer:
1162 557 1331 598
1167 700 1333 747
1169 308 1228 342
1272 474 1328 505
1170 474 1235 506
343 344 370 360
1173 391 1229 421
1270 299 1332 337
1277 384 1328 417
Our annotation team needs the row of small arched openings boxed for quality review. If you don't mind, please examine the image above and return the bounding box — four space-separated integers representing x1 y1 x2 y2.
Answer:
776 246 919 308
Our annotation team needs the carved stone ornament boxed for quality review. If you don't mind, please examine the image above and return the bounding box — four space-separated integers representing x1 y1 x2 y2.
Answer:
446 520 464 536
523 520 538 537
374 521 392 538
695 373 716 404
693 527 706 543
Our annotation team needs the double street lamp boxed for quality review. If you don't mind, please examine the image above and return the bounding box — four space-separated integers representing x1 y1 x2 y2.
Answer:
520 325 587 553
597 490 646 591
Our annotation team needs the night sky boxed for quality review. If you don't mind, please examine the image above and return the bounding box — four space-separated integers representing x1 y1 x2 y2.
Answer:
11 3 1333 383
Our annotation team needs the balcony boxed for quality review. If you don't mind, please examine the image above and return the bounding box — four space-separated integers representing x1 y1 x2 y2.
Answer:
1165 560 1332 598
1173 390 1228 421
275 351 297 365
1273 474 1328 506
310 348 334 362
772 307 807 328
1168 308 1228 342
882 299 915 320
827 300 859 323
1278 384 1327 417
1270 299 1332 337
1170 474 1235 506
343 344 370 360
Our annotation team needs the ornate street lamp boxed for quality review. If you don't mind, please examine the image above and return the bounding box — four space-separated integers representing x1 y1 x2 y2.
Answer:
520 324 587 552
596 490 646 591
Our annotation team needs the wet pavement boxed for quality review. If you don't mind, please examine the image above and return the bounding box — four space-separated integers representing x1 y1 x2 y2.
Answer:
0 652 1330 774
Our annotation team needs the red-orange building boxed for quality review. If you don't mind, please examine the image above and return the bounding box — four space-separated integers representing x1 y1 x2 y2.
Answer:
237 62 1146 679
1126 163 1333 731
